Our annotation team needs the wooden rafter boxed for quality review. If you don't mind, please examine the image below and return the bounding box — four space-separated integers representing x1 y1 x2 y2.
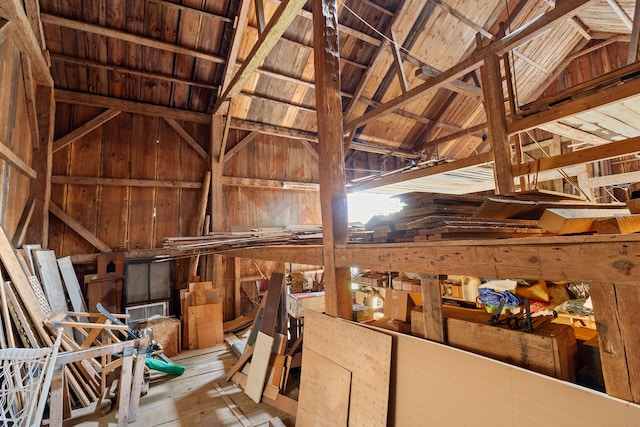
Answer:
414 65 483 99
220 0 252 96
52 108 122 153
40 14 225 64
213 0 307 113
568 16 591 39
606 0 633 29
431 0 493 39
255 0 266 34
344 0 594 132
390 30 409 94
146 0 233 23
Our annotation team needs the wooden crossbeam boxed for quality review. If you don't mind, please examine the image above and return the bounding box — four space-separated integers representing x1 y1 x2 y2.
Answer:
50 175 202 189
52 108 121 153
344 0 594 131
224 132 258 162
41 14 225 64
163 118 208 159
0 139 37 179
214 0 307 113
48 202 113 253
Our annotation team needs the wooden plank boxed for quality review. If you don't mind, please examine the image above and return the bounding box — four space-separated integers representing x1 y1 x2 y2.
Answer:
538 208 630 234
419 275 444 343
20 54 39 149
40 14 225 65
260 273 284 336
313 0 351 319
57 256 88 313
593 214 640 234
33 250 68 315
214 0 307 112
48 202 112 252
480 53 514 194
297 348 351 427
11 193 35 247
303 310 392 426
224 132 258 162
0 138 37 179
163 118 208 160
52 108 121 153
50 175 202 189
244 331 275 403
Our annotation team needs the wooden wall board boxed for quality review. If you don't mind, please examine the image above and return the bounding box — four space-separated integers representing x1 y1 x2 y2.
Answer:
178 122 205 236
154 120 181 247
97 112 131 249
297 348 351 427
366 324 640 426
302 310 392 427
34 249 68 315
128 116 158 249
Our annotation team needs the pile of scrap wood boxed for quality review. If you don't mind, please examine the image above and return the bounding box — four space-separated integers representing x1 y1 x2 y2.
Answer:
0 227 149 424
225 273 299 417
180 281 223 350
366 190 637 241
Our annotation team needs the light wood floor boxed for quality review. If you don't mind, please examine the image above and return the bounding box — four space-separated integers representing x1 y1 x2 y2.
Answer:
62 343 295 426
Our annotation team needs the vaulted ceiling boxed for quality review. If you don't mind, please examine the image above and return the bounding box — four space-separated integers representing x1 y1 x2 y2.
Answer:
36 0 640 195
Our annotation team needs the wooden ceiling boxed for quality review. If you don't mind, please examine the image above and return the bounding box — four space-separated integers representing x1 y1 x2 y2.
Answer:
37 0 640 193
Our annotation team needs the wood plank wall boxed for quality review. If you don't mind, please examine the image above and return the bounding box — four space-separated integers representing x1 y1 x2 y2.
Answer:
49 106 324 257
49 105 209 255
0 38 34 238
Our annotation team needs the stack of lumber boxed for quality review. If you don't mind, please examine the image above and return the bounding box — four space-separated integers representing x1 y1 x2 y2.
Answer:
226 273 298 417
180 281 223 350
0 227 147 423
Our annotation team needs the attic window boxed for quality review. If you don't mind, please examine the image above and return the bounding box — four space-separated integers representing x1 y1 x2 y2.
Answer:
347 192 404 224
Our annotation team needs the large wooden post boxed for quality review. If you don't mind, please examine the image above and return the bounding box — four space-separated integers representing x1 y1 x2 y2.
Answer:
480 52 515 194
312 0 352 319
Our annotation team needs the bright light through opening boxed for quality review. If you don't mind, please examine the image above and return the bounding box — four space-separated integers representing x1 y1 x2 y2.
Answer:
347 192 404 224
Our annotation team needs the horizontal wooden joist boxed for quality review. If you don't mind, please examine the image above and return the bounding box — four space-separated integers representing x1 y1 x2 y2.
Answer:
335 234 640 285
50 175 203 189
221 244 323 266
40 13 225 64
344 0 594 131
222 176 319 190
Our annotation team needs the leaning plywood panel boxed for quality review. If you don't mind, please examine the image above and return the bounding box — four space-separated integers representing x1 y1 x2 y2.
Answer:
34 250 68 315
297 348 351 427
57 256 87 314
371 326 640 426
301 310 392 427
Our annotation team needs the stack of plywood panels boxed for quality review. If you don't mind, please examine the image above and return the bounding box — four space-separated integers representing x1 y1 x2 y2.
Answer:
180 281 223 349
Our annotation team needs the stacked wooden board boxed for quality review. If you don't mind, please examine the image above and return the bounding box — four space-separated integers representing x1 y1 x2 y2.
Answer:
180 281 223 350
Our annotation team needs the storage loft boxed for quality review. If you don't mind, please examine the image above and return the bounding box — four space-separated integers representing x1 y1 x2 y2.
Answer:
2 0 640 425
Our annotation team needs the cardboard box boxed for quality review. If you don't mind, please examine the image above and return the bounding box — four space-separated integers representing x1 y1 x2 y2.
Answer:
353 303 373 323
286 292 325 318
139 317 181 357
384 289 416 323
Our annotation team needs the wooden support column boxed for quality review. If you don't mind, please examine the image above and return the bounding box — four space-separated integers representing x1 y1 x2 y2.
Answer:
480 52 515 194
312 0 352 319
628 0 640 64
420 275 445 343
25 85 54 246
590 282 640 403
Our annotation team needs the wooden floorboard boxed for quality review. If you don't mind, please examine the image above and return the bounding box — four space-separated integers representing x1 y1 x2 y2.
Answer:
61 342 295 426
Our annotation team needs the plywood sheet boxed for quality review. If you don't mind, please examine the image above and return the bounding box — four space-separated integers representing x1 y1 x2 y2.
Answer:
367 325 640 426
244 331 274 403
34 250 68 315
297 348 351 427
302 310 391 427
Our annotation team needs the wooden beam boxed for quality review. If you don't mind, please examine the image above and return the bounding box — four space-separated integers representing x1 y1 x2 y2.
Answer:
219 0 252 95
627 0 640 64
414 65 484 99
390 30 409 94
229 117 316 140
219 103 233 164
0 0 52 86
214 0 307 113
146 0 232 23
222 176 319 190
538 122 610 146
480 53 514 194
40 14 225 64
50 175 202 189
210 116 224 233
0 139 37 179
512 135 640 177
420 275 445 343
222 245 323 266
11 194 35 247
52 108 121 153
509 74 640 135
163 118 208 160
512 49 550 74
50 54 217 90
568 16 591 39
606 0 633 29
301 140 319 162
335 234 640 285
348 151 493 193
20 54 39 148
344 39 390 120
431 0 493 39
48 202 112 253
587 170 640 188
224 131 258 162
344 0 594 131
255 0 266 34
55 90 211 124
313 0 351 320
